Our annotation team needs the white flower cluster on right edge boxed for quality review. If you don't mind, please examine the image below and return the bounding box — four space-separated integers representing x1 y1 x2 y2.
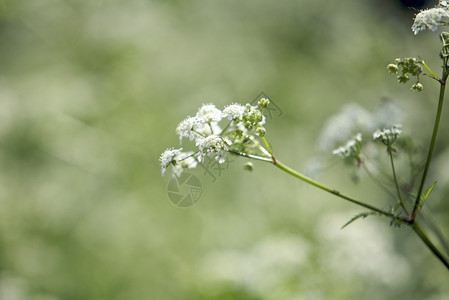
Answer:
412 1 449 35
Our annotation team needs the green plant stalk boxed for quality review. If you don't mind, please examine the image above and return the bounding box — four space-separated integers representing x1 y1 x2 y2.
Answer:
230 149 449 270
421 208 449 256
389 150 409 215
421 60 440 81
362 162 396 199
274 158 449 270
229 149 272 162
411 79 447 221
412 221 449 269
231 148 399 218
262 136 274 158
272 159 402 220
362 164 395 198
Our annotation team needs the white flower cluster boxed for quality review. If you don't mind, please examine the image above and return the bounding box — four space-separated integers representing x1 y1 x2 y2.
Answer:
223 103 267 135
373 125 402 145
318 102 403 151
196 135 232 164
161 101 269 177
159 148 199 177
411 1 449 35
176 116 204 142
197 104 223 123
223 103 246 121
332 133 362 159
176 103 223 144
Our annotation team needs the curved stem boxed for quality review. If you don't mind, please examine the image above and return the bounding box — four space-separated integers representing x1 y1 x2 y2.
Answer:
420 208 449 256
420 60 440 81
219 120 233 136
362 163 396 200
411 80 446 220
389 150 409 215
262 136 274 156
273 159 404 221
230 149 449 269
274 159 449 270
228 149 272 162
412 221 449 269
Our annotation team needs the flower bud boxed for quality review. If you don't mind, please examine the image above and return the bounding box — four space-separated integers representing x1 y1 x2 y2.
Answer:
397 74 410 83
411 82 424 92
243 162 254 172
257 98 270 108
387 64 398 74
442 32 449 46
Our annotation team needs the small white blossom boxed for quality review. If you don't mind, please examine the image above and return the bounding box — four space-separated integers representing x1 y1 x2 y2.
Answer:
196 104 222 123
412 7 449 35
411 82 424 92
196 135 232 164
318 102 403 151
318 104 372 150
257 98 270 108
176 116 204 143
373 125 402 144
172 151 198 177
332 146 345 157
242 104 265 131
162 100 273 180
391 126 403 135
160 148 183 175
387 64 398 74
332 133 362 159
223 103 245 121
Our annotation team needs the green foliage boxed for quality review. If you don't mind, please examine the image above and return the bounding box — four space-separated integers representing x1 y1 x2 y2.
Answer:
1 0 449 299
341 212 377 229
410 181 437 208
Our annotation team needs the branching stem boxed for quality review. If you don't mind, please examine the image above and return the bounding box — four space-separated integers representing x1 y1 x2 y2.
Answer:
389 149 409 215
412 221 449 269
411 62 447 221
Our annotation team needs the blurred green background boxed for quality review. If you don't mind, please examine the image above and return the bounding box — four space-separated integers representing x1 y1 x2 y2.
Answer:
1 0 449 299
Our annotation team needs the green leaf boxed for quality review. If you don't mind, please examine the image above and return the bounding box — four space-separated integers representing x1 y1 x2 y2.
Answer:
341 212 377 229
420 181 437 207
390 216 402 228
409 181 437 208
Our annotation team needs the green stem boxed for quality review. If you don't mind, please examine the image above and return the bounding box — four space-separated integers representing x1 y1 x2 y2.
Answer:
362 163 396 200
231 148 401 218
411 80 446 221
420 208 449 257
228 149 272 162
273 159 403 220
389 150 409 215
230 150 449 269
274 158 449 270
262 136 274 157
219 120 232 136
412 221 449 269
420 61 440 81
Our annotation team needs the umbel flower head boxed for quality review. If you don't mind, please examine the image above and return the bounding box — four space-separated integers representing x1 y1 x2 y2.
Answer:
196 135 232 164
223 103 246 121
160 148 183 176
160 101 271 177
332 133 363 163
412 1 449 35
373 125 403 146
387 57 423 92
